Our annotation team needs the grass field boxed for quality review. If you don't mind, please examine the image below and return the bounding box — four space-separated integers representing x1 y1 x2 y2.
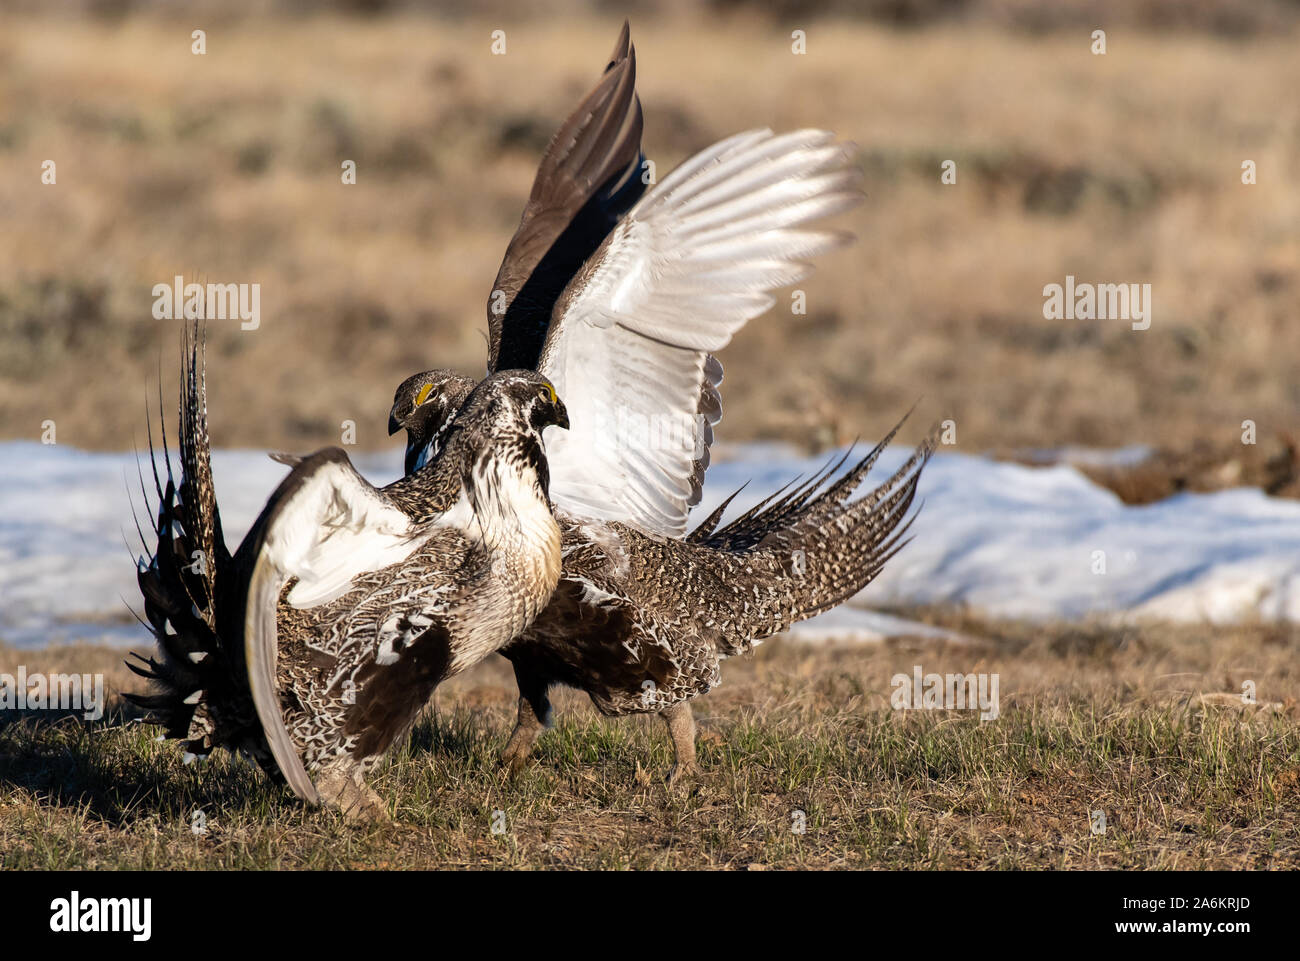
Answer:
4 616 1298 870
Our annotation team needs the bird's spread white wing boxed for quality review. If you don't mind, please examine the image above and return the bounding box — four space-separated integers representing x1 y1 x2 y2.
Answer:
537 128 861 537
242 448 428 802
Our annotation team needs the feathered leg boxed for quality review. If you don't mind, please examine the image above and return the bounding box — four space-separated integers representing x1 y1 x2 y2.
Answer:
315 762 389 823
661 702 698 784
501 662 552 773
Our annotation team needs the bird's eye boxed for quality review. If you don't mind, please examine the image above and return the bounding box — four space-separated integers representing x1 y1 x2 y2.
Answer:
538 385 553 402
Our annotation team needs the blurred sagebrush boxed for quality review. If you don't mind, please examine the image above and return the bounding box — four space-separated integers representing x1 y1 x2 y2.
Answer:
9 0 1300 37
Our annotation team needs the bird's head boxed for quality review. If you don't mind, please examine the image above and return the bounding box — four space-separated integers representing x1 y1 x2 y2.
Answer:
444 370 570 503
389 370 477 474
458 370 570 440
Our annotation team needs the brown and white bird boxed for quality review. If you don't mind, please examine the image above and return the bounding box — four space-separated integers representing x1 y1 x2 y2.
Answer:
396 378 929 780
383 24 926 779
128 331 570 818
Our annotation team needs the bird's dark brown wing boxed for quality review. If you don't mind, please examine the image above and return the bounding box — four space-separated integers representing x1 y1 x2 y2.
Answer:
486 20 645 372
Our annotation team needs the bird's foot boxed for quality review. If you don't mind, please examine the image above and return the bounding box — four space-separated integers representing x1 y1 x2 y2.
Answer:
501 743 536 775
501 721 541 775
342 783 389 823
317 768 390 823
666 760 700 787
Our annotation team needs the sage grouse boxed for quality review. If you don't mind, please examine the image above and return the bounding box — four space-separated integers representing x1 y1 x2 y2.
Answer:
128 330 570 818
413 402 928 781
385 26 931 779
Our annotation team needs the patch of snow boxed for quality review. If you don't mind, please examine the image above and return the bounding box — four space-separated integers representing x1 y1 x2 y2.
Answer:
786 606 967 644
1012 444 1154 469
700 445 1300 626
0 443 398 650
2 441 1299 651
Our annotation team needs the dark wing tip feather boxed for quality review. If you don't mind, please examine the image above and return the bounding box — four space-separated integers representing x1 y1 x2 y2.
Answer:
487 26 645 372
607 20 631 70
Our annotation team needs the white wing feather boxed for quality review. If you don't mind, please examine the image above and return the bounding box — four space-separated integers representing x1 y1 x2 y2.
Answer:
538 128 861 536
242 450 427 803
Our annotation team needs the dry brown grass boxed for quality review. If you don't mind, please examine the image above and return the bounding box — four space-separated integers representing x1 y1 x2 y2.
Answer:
3 616 1298 869
0 13 1296 463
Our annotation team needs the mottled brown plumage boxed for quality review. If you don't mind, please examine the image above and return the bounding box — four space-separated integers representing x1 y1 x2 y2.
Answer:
404 407 931 779
130 337 570 817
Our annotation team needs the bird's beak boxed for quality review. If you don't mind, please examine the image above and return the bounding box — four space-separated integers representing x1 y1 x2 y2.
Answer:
387 410 402 437
553 398 570 431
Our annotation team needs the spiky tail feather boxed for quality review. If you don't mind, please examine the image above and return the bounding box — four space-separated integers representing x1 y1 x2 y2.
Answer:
699 416 934 650
124 323 275 776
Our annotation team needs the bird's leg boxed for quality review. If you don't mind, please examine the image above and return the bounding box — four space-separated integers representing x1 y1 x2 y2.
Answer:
661 701 699 785
315 762 389 823
501 662 552 773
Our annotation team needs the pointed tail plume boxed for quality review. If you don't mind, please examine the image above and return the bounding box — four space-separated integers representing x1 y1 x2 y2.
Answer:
696 416 935 648
124 322 274 775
